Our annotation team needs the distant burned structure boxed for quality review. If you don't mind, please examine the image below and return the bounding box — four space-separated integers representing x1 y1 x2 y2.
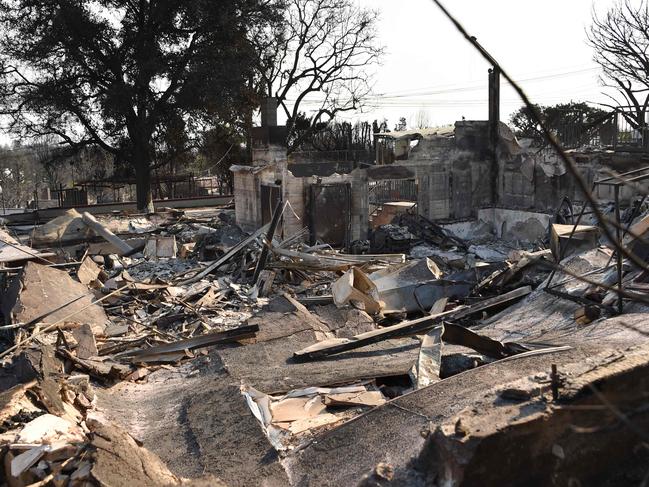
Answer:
232 99 649 247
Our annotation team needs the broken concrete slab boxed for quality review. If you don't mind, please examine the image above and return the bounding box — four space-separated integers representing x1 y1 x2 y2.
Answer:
82 211 136 256
1 261 108 334
10 444 48 478
87 237 147 256
30 209 92 247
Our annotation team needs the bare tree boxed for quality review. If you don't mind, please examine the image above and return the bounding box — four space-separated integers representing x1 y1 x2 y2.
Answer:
254 0 383 151
413 109 431 129
588 0 649 136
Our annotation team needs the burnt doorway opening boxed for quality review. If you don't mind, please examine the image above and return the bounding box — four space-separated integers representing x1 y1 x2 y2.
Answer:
308 183 351 248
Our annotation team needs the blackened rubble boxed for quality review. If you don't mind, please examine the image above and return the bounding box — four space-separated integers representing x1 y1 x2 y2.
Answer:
3 103 649 487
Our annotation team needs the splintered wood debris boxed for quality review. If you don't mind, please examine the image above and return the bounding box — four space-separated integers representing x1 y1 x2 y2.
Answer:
2 204 649 486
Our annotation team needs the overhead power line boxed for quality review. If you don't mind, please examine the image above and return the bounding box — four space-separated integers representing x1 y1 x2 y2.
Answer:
284 66 601 106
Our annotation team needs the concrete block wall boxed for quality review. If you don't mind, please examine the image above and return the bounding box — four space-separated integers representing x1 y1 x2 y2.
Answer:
279 166 360 242
236 122 649 245
450 158 474 219
252 144 287 168
281 168 306 239
499 159 599 212
496 148 649 213
417 166 450 220
501 164 535 209
395 156 494 222
233 171 261 232
232 165 282 232
351 169 369 241
477 207 551 242
471 160 493 208
592 167 635 204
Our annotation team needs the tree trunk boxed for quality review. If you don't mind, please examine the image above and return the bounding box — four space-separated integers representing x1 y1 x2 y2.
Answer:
133 140 154 213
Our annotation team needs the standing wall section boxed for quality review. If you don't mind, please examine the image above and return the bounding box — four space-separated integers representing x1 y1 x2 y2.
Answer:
232 169 261 232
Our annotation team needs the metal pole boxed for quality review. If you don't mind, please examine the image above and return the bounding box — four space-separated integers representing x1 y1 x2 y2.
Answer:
614 185 623 314
488 66 501 207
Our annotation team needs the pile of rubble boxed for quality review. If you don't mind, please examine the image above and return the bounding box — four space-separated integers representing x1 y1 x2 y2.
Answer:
2 201 649 486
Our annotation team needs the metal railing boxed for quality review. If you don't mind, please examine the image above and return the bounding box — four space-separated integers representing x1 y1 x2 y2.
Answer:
368 179 418 205
544 107 649 151
612 107 649 151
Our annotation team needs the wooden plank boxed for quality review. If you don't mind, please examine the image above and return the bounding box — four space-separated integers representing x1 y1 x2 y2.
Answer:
270 247 405 271
217 330 419 394
451 285 531 320
120 323 259 363
293 286 532 361
441 323 529 359
252 200 285 285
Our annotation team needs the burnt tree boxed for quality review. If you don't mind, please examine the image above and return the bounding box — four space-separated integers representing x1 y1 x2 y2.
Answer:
510 102 608 147
253 0 383 152
589 0 649 141
0 1 277 211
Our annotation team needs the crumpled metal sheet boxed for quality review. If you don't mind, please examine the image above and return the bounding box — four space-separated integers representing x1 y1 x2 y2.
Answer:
414 327 443 389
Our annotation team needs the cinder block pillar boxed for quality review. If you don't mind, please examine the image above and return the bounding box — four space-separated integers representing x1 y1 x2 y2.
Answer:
260 97 278 128
351 169 369 241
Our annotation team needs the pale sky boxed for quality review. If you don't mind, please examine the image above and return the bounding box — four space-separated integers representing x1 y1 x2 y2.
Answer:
332 0 620 129
0 0 622 145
